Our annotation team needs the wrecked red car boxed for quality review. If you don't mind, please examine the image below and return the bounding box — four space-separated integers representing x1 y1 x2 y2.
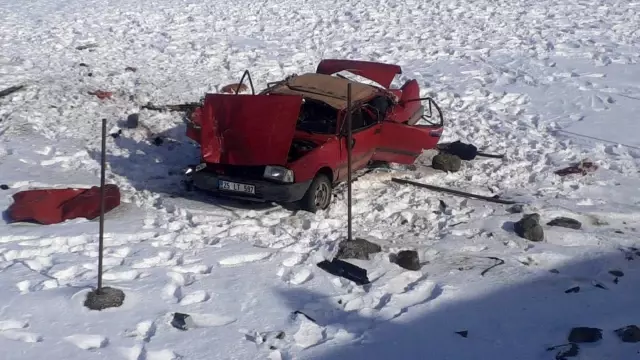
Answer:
183 59 444 212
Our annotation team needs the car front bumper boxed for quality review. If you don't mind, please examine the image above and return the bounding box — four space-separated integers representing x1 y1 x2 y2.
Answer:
190 170 311 203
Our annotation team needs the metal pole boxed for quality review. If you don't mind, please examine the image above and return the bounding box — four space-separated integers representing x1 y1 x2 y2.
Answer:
97 118 107 293
346 83 353 241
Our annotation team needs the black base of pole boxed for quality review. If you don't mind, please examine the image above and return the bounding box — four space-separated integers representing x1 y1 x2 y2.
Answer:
84 286 125 311
335 237 382 260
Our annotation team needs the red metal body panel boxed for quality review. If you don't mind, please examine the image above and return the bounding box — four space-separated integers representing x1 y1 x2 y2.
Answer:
200 93 303 166
337 124 381 180
288 134 341 183
316 59 402 89
373 122 443 164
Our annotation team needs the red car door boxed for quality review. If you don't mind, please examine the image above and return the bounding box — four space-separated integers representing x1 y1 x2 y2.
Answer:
372 122 443 164
337 107 382 180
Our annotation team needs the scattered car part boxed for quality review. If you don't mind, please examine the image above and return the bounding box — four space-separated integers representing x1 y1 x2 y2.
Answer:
0 85 25 98
316 258 370 285
391 177 518 205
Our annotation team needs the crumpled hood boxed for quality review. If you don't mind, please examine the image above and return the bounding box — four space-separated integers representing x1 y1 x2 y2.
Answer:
200 93 303 166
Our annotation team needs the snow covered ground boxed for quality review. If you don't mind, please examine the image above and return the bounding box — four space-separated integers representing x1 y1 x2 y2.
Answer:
1 0 639 359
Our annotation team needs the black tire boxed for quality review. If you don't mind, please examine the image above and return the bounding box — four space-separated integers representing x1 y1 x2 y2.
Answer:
298 173 332 213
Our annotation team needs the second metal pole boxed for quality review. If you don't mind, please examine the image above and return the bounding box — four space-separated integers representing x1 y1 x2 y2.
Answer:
346 83 353 242
97 118 107 293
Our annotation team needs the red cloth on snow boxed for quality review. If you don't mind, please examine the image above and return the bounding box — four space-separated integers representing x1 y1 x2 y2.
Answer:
7 185 121 225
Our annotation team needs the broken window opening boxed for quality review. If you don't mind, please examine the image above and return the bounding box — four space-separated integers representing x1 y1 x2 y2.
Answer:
351 95 392 132
296 99 339 134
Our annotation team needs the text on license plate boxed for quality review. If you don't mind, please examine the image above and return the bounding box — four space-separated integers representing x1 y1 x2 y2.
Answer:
218 180 256 194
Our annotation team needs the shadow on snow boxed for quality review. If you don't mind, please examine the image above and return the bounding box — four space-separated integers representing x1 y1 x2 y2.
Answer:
275 249 640 360
86 121 279 212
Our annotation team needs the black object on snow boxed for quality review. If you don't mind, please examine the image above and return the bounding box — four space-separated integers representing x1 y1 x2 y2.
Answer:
506 204 524 214
565 286 580 294
609 270 624 277
317 258 370 285
546 343 580 359
110 129 122 138
292 310 317 323
171 312 195 330
547 217 582 230
567 327 602 343
0 85 25 98
0 184 9 190
438 140 478 160
126 113 140 129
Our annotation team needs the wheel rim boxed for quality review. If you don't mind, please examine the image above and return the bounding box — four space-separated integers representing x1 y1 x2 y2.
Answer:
314 182 330 209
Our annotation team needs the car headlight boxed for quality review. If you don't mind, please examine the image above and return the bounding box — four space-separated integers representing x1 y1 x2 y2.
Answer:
263 165 294 183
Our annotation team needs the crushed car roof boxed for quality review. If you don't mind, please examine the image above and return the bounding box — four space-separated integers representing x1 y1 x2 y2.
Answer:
264 73 379 110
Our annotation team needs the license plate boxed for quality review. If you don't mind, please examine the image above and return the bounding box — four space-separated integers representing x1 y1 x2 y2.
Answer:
218 180 256 194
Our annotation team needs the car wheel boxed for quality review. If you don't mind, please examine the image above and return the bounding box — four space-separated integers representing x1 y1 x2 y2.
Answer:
299 174 332 213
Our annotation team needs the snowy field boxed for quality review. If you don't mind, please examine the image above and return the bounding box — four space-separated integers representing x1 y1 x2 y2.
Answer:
1 0 640 359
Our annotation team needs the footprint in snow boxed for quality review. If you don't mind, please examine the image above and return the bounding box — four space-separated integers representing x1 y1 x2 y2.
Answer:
119 345 181 360
218 252 272 266
124 320 157 342
179 290 209 306
1 330 43 343
64 334 108 350
103 269 142 282
282 253 306 267
170 264 211 275
166 271 196 286
281 268 314 285
182 312 236 327
0 319 29 331
168 312 236 331
131 251 180 269
162 283 183 303
146 349 181 360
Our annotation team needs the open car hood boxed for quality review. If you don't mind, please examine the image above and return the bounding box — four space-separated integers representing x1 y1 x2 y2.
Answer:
200 94 303 166
316 59 402 89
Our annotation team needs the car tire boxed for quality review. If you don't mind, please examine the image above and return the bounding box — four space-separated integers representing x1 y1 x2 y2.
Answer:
299 173 332 213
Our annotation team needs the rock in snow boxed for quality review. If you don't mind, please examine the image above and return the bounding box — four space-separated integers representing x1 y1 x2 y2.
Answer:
432 153 462 172
567 327 602 343
614 325 640 343
513 213 545 242
391 250 421 271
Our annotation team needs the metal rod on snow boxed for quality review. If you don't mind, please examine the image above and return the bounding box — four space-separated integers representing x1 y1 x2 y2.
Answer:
346 83 353 242
97 118 107 293
391 178 518 205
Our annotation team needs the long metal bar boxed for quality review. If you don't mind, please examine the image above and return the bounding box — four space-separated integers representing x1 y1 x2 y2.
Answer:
346 83 353 241
97 118 107 292
391 178 518 205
